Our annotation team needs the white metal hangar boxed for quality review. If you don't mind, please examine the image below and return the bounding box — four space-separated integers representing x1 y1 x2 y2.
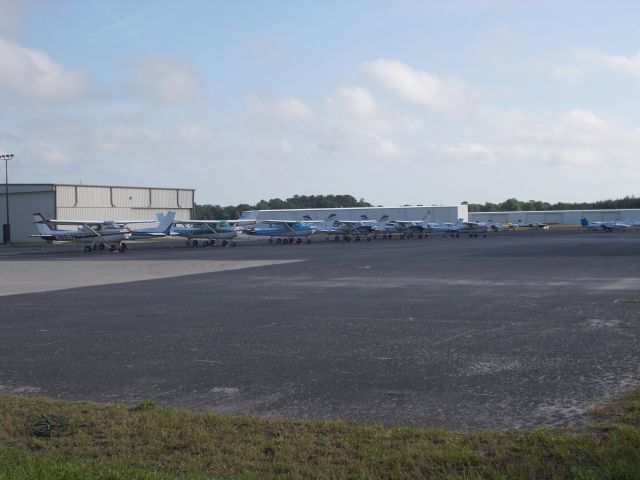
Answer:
469 208 640 226
241 205 468 224
1 183 195 242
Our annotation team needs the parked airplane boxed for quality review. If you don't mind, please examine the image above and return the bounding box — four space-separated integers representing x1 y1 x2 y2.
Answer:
489 222 518 231
386 215 432 238
244 219 314 244
301 214 338 232
580 217 630 232
304 214 374 241
517 220 550 230
172 218 253 247
358 215 407 238
31 213 132 253
425 219 488 237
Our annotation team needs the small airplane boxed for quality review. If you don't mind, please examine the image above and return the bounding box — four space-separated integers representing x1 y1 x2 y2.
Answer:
489 222 518 231
425 219 488 237
517 220 549 230
172 218 254 247
385 215 433 238
302 213 338 231
358 215 408 238
243 219 315 244
304 214 374 241
32 212 132 253
580 217 630 232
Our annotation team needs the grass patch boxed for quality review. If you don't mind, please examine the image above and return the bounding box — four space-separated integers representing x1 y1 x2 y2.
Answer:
1 389 640 479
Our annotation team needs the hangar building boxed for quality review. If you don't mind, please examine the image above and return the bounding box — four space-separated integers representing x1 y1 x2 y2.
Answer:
1 184 195 243
469 208 640 226
241 205 468 224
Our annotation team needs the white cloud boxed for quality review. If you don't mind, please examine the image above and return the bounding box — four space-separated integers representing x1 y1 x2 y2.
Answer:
131 56 206 104
29 143 74 166
177 124 215 145
317 125 404 159
254 139 295 154
0 37 90 101
555 50 640 81
247 95 313 123
96 125 167 155
434 142 498 165
360 58 471 114
581 50 640 78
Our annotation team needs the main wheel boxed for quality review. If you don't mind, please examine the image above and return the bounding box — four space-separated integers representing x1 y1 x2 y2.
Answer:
282 238 288 244
232 241 237 247
120 242 128 250
296 238 302 244
276 238 282 244
222 240 228 246
192 240 199 247
355 235 360 241
203 240 210 247
98 243 105 250
334 235 340 241
83 245 92 254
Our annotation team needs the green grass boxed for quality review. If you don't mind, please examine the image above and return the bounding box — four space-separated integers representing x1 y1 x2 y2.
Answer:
1 390 640 479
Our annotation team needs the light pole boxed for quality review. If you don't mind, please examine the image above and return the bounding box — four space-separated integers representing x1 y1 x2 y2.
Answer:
1 154 13 243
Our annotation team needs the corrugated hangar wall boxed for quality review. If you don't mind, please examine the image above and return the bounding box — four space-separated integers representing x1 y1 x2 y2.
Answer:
1 184 195 242
469 209 640 225
241 205 468 224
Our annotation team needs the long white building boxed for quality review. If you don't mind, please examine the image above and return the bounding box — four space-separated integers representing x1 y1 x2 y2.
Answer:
469 208 640 226
241 205 468 224
1 183 195 242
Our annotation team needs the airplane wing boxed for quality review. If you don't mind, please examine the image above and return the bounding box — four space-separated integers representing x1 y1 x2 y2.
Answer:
335 220 363 226
40 219 112 226
173 219 256 226
257 219 303 226
173 219 223 225
391 220 422 225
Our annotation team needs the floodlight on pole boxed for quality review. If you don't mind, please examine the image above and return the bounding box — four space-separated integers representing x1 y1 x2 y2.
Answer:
1 153 14 243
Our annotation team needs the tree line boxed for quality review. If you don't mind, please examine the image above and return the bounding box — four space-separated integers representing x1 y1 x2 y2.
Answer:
194 194 372 220
466 196 640 212
195 194 640 219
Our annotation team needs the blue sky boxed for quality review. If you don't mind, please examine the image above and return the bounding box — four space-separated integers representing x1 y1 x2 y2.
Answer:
1 0 639 206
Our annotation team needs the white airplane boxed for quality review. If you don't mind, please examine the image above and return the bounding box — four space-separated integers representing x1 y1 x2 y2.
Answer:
171 218 254 247
580 217 630 232
517 220 549 230
32 213 133 253
426 219 489 237
489 222 518 231
243 219 315 244
303 214 375 241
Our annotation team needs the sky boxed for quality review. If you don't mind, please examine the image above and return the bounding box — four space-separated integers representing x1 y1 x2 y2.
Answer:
1 0 640 206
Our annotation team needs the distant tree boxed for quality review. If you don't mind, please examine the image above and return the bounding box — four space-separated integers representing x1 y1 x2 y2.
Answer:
467 195 640 212
194 194 373 219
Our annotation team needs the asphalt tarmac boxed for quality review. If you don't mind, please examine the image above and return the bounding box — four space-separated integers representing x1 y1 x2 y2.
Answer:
1 231 639 430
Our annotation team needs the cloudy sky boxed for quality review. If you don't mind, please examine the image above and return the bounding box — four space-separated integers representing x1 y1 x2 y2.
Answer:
1 0 639 206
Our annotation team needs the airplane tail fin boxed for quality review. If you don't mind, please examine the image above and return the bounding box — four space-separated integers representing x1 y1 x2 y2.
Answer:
360 214 369 221
580 217 589 227
325 213 337 222
302 214 313 221
32 212 55 235
379 215 389 222
156 211 176 234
